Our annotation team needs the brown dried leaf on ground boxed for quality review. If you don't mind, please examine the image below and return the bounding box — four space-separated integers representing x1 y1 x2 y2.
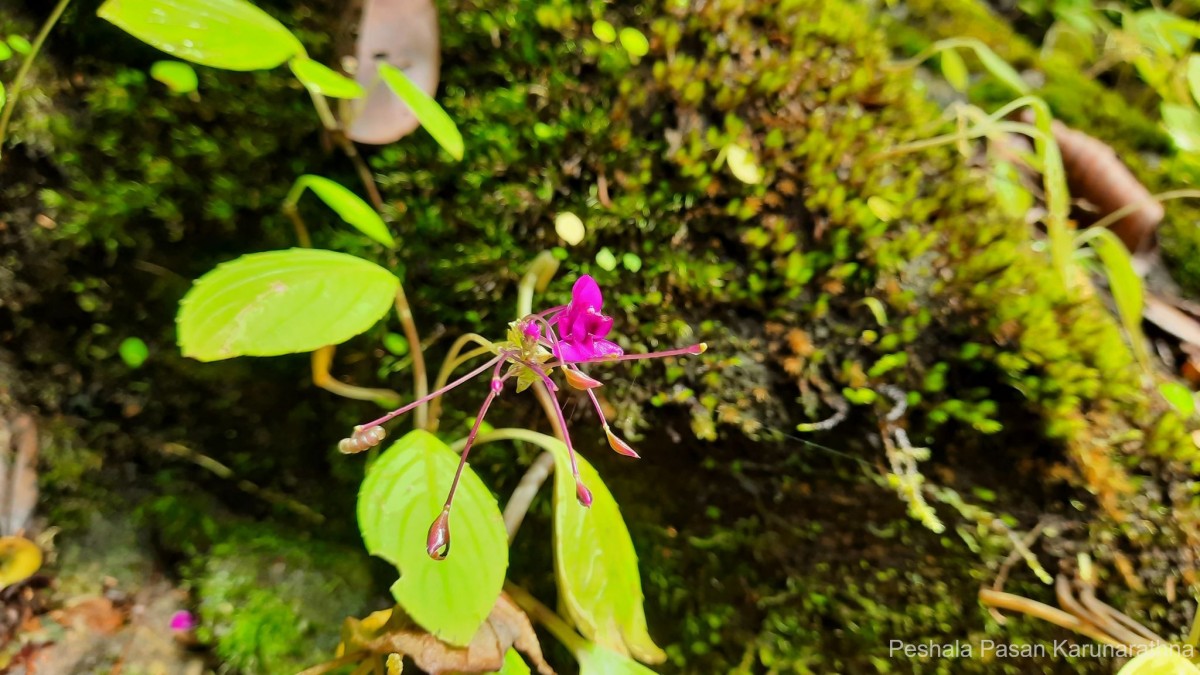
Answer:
340 593 554 675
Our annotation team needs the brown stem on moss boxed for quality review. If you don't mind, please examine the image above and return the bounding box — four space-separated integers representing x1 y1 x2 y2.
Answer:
978 588 1125 647
0 0 72 158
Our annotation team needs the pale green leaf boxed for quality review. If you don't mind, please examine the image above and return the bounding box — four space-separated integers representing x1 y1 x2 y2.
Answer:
1159 381 1196 417
595 247 618 272
1188 55 1200 108
940 48 968 92
177 248 398 361
97 0 304 71
1118 645 1200 675
724 144 762 184
6 36 30 55
378 63 464 160
618 27 649 58
291 175 394 246
577 641 659 675
1162 103 1200 153
592 20 616 44
496 648 531 675
555 212 586 246
289 57 364 99
991 157 1033 218
866 196 899 222
861 297 888 327
0 42 12 61
118 337 150 368
1080 227 1149 368
150 60 198 94
358 430 508 646
543 439 666 664
964 41 1029 95
0 83 5 111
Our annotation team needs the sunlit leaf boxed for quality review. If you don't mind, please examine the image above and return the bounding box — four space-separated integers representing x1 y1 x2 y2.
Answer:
543 438 666 664
0 537 41 590
1132 10 1200 58
861 297 888 326
150 60 198 94
0 42 11 61
964 41 1029 95
6 36 30 55
1188 55 1200 108
289 57 364 99
1159 381 1195 416
358 430 508 646
1079 227 1149 368
97 0 304 71
940 48 968 92
118 337 150 368
991 157 1034 218
497 648 531 675
595 247 618 272
867 196 899 222
555 212 586 246
723 144 762 184
577 641 659 675
592 20 616 44
1162 103 1200 153
0 83 5 110
1118 644 1200 675
378 63 464 160
290 175 394 246
177 248 398 361
618 27 649 58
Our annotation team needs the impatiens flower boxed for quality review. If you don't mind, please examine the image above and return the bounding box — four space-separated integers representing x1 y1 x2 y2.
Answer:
341 274 707 560
170 610 197 632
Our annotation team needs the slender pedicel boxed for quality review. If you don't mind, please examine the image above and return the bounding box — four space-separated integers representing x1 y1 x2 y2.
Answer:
583 388 639 458
529 363 591 507
546 342 707 369
359 354 503 431
427 362 509 560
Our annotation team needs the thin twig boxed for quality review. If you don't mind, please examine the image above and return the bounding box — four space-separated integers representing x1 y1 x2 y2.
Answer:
503 452 555 541
311 345 402 405
282 204 313 248
0 0 72 156
394 285 430 430
978 588 1126 647
160 443 325 523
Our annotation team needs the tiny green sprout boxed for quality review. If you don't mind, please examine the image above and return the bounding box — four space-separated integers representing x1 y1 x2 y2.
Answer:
595 247 618 271
0 41 11 61
618 27 650 59
150 61 199 95
555 212 586 246
383 333 409 356
843 387 877 405
622 252 642 272
119 337 149 368
7 36 30 55
592 20 617 44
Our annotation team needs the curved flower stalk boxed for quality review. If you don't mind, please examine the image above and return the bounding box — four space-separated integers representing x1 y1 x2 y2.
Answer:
340 275 706 559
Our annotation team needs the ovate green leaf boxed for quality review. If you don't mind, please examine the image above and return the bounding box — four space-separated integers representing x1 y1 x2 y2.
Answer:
1080 227 1149 368
940 48 968 92
1158 381 1196 417
544 439 666 664
618 27 650 58
289 57 364 99
291 175 394 246
118 337 150 368
177 248 398 360
1118 645 1200 675
378 63 464 160
97 0 304 71
577 641 659 675
6 36 30 55
723 144 762 184
1162 103 1200 153
358 430 508 646
150 60 198 94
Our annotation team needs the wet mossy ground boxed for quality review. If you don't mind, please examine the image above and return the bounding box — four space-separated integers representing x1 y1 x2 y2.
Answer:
3 0 1199 672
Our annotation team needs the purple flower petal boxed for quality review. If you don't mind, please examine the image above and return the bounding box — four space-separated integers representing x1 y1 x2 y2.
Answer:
170 610 197 632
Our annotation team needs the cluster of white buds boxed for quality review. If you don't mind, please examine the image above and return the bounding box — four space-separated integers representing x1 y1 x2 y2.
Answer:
337 425 387 454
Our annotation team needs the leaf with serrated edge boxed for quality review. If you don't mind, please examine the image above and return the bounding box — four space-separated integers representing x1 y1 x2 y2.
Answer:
543 439 665 664
296 175 394 246
98 0 304 71
358 430 508 646
177 248 397 361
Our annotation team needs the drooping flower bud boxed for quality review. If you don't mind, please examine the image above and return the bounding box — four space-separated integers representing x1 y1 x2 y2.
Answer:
576 481 593 507
604 426 640 458
427 507 451 560
563 368 603 390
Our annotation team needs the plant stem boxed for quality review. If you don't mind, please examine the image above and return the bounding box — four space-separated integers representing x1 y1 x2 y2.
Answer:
428 334 495 431
517 251 560 317
504 582 587 655
282 204 314 248
311 345 402 405
0 0 71 157
978 588 1125 647
502 451 555 541
394 284 430 429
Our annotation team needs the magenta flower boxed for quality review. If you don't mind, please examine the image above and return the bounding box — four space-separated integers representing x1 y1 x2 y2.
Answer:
340 274 707 560
169 610 197 632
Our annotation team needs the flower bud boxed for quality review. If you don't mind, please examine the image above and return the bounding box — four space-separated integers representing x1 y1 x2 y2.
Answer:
563 368 603 390
427 508 451 560
576 481 593 507
604 426 640 458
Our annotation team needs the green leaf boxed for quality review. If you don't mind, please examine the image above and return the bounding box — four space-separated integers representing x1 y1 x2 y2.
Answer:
1162 103 1200 153
118 337 150 368
555 211 586 246
592 20 616 44
378 63 464 160
496 648 531 675
1118 645 1200 675
866 196 899 222
1079 227 1149 368
358 430 508 646
0 41 12 61
290 175 394 246
0 83 5 111
963 41 1029 95
177 248 398 361
150 61 199 94
940 48 968 92
577 641 659 675
289 57 364 99
543 438 666 664
97 0 304 71
1188 55 1200 108
618 27 649 58
595 247 618 272
1159 381 1195 417
6 36 30 55
723 144 762 184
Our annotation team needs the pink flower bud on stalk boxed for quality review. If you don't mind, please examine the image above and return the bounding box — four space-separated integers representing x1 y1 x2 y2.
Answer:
341 275 706 559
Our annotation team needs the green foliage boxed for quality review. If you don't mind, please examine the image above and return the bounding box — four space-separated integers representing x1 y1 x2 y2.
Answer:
498 648 532 675
357 430 508 646
117 336 149 368
542 438 665 665
289 57 364 99
149 60 198 94
176 248 398 361
577 641 659 675
97 0 304 71
1158 381 1195 417
1075 227 1150 369
286 175 394 246
378 63 465 160
1118 645 1200 675
940 49 969 92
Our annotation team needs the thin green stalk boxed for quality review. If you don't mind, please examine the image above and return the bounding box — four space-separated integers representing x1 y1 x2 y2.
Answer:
504 582 588 654
0 0 72 156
